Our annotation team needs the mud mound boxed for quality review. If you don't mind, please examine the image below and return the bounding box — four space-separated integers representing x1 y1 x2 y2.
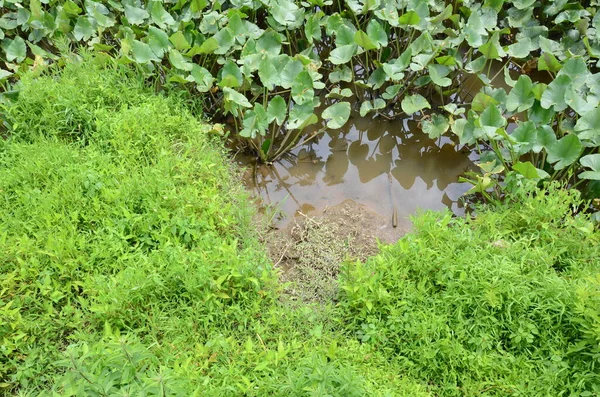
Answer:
262 200 406 302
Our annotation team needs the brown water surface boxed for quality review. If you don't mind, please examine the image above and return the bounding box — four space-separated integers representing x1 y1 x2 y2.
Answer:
237 114 477 230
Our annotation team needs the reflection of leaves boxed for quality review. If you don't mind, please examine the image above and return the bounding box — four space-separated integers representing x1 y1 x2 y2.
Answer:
357 157 389 184
289 148 325 186
323 152 349 186
391 139 473 191
391 160 417 190
348 140 369 166
379 132 397 154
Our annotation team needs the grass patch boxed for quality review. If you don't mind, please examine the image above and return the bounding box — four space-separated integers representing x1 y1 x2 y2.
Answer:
0 56 424 396
339 185 600 395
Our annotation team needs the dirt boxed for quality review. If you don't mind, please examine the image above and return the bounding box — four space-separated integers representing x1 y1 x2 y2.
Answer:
258 199 407 302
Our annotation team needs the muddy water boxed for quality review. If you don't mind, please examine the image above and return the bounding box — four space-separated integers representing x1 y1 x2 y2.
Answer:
237 115 477 230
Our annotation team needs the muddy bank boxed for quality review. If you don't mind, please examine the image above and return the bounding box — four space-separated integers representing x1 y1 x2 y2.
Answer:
260 199 405 302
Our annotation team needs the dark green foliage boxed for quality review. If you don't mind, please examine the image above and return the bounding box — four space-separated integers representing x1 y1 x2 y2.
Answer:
339 184 600 395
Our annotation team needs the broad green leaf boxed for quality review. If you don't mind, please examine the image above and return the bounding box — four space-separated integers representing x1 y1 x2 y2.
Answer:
329 44 357 65
531 83 546 101
0 69 12 80
547 134 583 170
507 37 532 58
581 154 600 170
410 53 435 72
366 19 387 48
190 0 208 13
354 30 377 50
382 85 402 100
124 5 149 25
401 94 430 115
465 175 494 194
382 62 405 82
213 28 234 55
428 64 451 87
240 104 268 138
88 1 115 28
322 102 351 129
6 36 26 62
223 87 251 116
271 0 304 29
170 31 191 51
442 103 465 115
188 65 214 92
305 13 322 44
288 101 318 130
574 108 600 142
578 171 600 181
541 75 571 111
0 13 19 30
503 68 517 88
150 0 176 28
430 4 454 24
267 95 287 126
471 92 499 113
148 27 170 58
538 52 562 73
399 11 420 26
479 32 506 60
74 17 94 41
532 125 557 153
131 40 159 64
367 67 386 89
359 99 386 117
281 59 304 89
219 60 243 88
513 0 536 10
198 37 219 54
326 87 353 99
56 8 72 33
335 24 356 47
63 0 82 15
513 161 549 179
465 11 487 47
396 48 412 70
506 75 535 113
329 65 352 83
528 101 555 125
477 105 506 138
565 87 598 116
421 114 449 139
291 70 314 105
228 13 247 44
436 55 457 66
258 57 279 90
465 56 486 74
169 49 193 71
511 121 537 154
558 57 588 87
325 13 344 35
579 154 600 180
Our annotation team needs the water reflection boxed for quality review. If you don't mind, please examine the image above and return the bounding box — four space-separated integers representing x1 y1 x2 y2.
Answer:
238 114 477 228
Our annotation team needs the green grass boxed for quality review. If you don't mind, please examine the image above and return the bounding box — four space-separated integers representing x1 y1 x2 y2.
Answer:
1 55 599 396
339 186 600 395
0 56 424 396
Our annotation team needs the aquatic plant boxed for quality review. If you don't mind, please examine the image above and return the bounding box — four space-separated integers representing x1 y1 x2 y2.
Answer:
1 0 600 196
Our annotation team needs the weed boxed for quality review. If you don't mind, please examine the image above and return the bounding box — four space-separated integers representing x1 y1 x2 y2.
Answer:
339 182 600 395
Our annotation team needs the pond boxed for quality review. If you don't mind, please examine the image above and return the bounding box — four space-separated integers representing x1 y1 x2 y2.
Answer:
236 112 478 230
